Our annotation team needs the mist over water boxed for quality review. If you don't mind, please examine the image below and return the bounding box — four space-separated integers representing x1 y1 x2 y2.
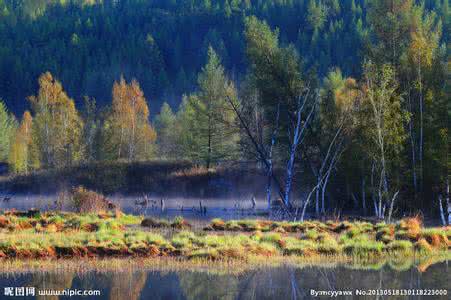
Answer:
0 194 272 221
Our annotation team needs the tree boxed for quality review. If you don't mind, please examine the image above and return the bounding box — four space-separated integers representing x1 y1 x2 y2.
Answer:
81 96 101 162
103 76 157 161
8 111 36 173
361 62 409 218
185 47 239 167
28 72 83 168
312 69 359 215
406 5 442 191
154 102 177 159
244 16 303 126
243 16 317 211
0 99 16 162
367 0 414 65
176 95 205 162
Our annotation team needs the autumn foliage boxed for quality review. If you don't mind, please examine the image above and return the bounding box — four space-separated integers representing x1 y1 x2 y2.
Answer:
103 77 157 161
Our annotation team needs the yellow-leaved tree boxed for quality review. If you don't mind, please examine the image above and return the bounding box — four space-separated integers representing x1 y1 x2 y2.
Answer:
28 72 83 168
8 111 38 173
103 77 156 161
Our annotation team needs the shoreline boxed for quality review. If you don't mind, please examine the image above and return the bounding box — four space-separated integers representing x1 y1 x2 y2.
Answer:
1 253 450 275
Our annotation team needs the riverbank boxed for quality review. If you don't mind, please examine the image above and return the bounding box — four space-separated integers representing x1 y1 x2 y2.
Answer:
0 211 449 262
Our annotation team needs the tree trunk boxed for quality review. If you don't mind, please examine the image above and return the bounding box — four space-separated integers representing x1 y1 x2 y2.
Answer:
361 177 366 215
438 195 446 226
387 190 399 223
446 180 450 225
315 176 321 216
407 91 417 192
418 61 423 193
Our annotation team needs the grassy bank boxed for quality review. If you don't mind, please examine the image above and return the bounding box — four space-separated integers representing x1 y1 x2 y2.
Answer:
0 211 449 261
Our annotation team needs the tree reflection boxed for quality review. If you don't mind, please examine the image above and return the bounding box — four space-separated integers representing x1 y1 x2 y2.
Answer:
30 272 74 300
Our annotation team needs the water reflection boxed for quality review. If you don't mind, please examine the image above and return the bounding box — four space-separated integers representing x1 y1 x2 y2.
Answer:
0 262 449 299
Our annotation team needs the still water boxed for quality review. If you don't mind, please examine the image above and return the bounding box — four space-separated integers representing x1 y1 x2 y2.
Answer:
0 195 270 221
0 262 449 299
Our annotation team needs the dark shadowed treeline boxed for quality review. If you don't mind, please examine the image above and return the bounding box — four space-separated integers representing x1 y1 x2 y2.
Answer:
0 0 447 115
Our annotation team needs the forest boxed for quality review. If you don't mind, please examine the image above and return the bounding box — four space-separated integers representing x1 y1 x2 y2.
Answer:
0 0 449 221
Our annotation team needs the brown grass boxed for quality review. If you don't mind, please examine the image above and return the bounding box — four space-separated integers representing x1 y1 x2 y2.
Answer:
70 186 115 213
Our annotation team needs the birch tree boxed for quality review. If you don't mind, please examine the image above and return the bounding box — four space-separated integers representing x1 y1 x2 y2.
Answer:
362 62 408 219
104 77 157 161
28 72 83 168
407 5 441 191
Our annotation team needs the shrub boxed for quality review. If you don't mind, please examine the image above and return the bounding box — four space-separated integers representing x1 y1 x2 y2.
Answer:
70 186 113 213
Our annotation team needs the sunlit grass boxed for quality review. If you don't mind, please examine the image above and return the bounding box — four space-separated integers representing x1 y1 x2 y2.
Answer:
1 212 449 262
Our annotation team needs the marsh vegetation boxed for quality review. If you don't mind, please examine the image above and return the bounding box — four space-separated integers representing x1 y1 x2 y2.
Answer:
0 210 449 261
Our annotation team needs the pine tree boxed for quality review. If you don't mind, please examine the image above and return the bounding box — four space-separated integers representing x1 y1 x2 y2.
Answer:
182 47 239 167
154 102 177 159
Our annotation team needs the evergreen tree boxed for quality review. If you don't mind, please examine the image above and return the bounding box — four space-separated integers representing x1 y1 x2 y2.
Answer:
184 47 239 167
154 102 177 159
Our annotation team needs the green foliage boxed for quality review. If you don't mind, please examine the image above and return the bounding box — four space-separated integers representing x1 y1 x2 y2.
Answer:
178 47 239 167
154 102 177 159
244 16 303 125
0 100 16 162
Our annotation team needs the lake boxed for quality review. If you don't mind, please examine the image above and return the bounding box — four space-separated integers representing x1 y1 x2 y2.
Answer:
0 261 449 299
0 194 272 221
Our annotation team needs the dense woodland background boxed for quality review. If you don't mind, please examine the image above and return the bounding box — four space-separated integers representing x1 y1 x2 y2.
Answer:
0 0 449 219
1 0 447 115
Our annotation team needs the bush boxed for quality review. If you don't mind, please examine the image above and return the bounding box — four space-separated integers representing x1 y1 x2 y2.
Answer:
70 186 114 213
